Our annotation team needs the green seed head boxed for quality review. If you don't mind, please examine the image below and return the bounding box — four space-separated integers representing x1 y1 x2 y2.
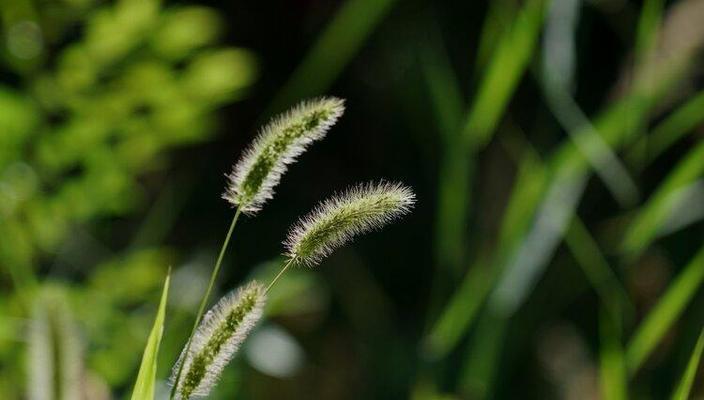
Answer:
29 288 82 400
224 97 345 214
284 181 416 267
171 281 266 400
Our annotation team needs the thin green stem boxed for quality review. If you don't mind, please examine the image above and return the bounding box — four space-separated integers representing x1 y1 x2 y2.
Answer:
170 208 242 400
265 258 296 294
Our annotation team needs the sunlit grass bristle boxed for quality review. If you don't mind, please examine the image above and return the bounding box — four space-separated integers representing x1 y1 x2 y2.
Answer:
171 281 266 400
223 97 345 214
284 181 416 267
29 288 82 400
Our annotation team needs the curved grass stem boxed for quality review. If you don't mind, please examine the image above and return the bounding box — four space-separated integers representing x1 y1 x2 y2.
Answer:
170 208 242 400
265 258 296 294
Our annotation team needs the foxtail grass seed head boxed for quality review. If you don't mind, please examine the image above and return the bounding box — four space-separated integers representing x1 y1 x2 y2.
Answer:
284 181 415 267
224 97 345 214
171 281 266 400
29 288 82 400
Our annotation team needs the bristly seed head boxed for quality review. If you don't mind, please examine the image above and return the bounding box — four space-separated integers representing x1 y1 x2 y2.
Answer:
223 97 345 214
171 281 266 400
284 181 415 267
29 288 82 400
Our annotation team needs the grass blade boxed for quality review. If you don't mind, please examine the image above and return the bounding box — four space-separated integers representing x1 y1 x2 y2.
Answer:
599 309 629 400
269 0 398 112
131 270 171 400
671 329 704 400
490 166 587 316
458 311 508 399
424 0 546 334
422 37 469 277
475 0 517 71
542 0 638 207
423 151 545 358
622 141 704 258
463 0 546 148
634 0 665 63
627 89 704 166
565 218 632 322
421 257 492 358
626 247 704 374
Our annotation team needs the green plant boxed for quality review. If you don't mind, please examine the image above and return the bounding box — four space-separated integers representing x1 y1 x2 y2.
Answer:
128 97 415 400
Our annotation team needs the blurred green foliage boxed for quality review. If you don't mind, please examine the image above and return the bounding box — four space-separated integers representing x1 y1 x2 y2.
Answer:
0 0 255 397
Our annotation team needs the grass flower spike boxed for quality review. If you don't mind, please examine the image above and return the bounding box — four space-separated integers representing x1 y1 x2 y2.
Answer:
29 289 82 400
224 97 345 214
284 181 415 267
171 282 266 400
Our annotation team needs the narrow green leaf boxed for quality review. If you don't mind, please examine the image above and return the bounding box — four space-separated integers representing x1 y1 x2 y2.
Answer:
458 311 508 399
627 88 704 166
422 257 492 358
425 0 694 371
671 329 704 400
622 141 704 258
542 0 638 207
565 218 632 322
634 0 665 63
463 0 546 147
268 0 397 112
626 247 704 374
131 269 171 400
475 0 517 71
599 310 629 400
422 38 470 277
423 151 545 358
421 40 464 141
424 0 546 339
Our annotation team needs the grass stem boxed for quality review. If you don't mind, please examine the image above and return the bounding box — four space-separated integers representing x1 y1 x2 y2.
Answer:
265 258 296 294
170 208 242 399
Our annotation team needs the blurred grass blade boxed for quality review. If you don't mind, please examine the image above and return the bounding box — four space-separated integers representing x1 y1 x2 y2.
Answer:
422 39 464 140
422 257 492 358
458 311 508 399
542 0 638 207
647 90 704 160
425 0 546 330
490 167 587 316
422 36 469 277
542 0 579 90
566 218 632 322
411 379 458 400
671 329 704 400
634 0 665 63
269 0 397 111
475 0 517 71
435 89 661 385
599 310 628 400
622 141 704 258
423 151 546 358
463 0 546 148
626 247 704 374
659 180 704 236
543 85 639 208
628 89 704 165
510 135 631 321
131 270 171 400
